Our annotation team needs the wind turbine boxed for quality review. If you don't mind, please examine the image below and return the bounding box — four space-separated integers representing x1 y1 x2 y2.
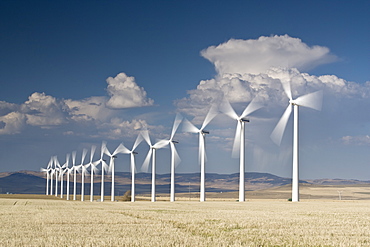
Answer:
118 134 143 202
104 144 125 202
79 148 88 201
141 130 169 202
157 114 183 202
40 157 53 195
54 156 59 197
72 151 78 200
59 154 69 199
182 105 218 202
66 154 74 201
88 145 99 202
219 97 263 202
99 142 109 202
270 81 323 202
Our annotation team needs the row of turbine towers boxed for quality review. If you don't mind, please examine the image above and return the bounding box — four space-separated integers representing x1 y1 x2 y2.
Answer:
41 80 323 202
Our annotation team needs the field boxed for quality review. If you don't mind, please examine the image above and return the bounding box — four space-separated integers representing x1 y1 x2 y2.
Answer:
1 187 370 247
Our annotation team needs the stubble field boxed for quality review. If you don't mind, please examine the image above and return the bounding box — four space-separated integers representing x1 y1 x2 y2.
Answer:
1 195 370 246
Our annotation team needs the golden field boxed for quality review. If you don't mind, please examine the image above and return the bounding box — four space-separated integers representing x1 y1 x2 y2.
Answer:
1 187 370 247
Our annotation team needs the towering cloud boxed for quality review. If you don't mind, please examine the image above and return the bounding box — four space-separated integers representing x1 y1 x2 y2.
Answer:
106 73 154 109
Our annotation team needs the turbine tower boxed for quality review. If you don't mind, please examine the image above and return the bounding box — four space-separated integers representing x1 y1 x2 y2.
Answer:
183 105 218 202
54 156 59 197
59 154 69 199
270 81 323 202
141 130 168 202
88 145 99 202
66 155 73 201
119 134 143 202
220 97 262 202
157 114 183 202
72 151 77 200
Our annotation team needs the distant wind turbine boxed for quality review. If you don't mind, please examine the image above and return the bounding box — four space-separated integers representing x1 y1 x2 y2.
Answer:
54 156 59 197
157 114 183 202
59 154 69 199
220 97 263 202
66 155 74 201
99 142 109 202
141 130 169 202
270 81 323 202
88 145 99 202
40 157 53 195
118 134 143 202
72 151 78 200
182 105 218 202
79 149 88 201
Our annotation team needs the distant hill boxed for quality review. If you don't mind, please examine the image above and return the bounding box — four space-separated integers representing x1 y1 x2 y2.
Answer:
0 170 369 195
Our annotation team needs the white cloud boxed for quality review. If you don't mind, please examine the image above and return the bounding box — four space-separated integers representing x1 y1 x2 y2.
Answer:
21 92 69 127
342 135 370 146
0 111 26 134
105 72 154 109
64 96 112 122
201 34 337 75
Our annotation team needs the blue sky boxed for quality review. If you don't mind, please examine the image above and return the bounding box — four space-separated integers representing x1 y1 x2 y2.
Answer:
0 0 369 180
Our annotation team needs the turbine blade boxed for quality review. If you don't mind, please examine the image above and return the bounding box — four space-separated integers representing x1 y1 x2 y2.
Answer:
141 149 152 172
182 118 199 133
270 104 292 146
65 153 70 168
132 134 143 151
232 122 241 158
241 96 263 118
81 148 88 164
90 145 96 163
153 139 169 149
170 142 181 167
104 144 112 157
100 141 107 159
281 80 292 100
295 90 323 111
141 130 152 146
170 113 183 140
201 104 218 130
130 153 137 174
118 143 131 154
113 143 126 156
72 151 76 166
219 99 238 120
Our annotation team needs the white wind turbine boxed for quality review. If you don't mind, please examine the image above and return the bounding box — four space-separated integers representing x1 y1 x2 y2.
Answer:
54 156 59 197
220 97 263 202
141 130 169 202
104 144 124 202
88 145 99 202
40 157 53 195
59 154 69 199
182 105 218 202
66 154 74 201
99 142 109 202
157 114 183 202
78 149 88 201
270 81 323 202
118 135 143 202
72 151 78 200
50 160 54 196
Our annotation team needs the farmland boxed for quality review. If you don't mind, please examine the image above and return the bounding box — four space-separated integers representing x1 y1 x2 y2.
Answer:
1 193 370 246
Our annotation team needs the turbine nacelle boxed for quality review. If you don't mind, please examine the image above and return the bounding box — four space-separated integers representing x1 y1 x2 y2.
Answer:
239 118 250 123
171 140 179 144
201 130 209 135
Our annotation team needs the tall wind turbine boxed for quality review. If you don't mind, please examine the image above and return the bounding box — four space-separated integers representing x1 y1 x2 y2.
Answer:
59 154 69 199
270 82 323 202
220 97 263 202
182 105 218 202
88 145 99 202
54 156 59 197
40 157 53 195
79 149 88 201
99 142 109 202
118 134 143 202
72 151 78 200
141 130 169 202
104 144 125 202
66 155 74 201
157 114 183 202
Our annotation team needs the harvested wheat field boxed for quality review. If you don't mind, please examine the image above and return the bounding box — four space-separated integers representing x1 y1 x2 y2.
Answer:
1 197 370 246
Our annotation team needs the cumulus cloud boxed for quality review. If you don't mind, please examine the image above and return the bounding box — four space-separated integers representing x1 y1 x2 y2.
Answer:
0 111 26 134
201 34 337 75
106 73 154 109
65 96 112 122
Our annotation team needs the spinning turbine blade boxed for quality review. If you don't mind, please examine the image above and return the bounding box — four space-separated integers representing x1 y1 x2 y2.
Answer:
153 139 169 149
141 130 152 146
100 141 107 159
240 97 263 119
281 80 293 100
294 90 323 111
170 113 183 140
201 105 218 130
81 148 88 165
232 121 242 158
270 104 293 146
220 99 238 120
182 118 199 133
113 143 126 156
90 145 96 163
141 148 152 172
132 134 143 151
72 151 76 166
